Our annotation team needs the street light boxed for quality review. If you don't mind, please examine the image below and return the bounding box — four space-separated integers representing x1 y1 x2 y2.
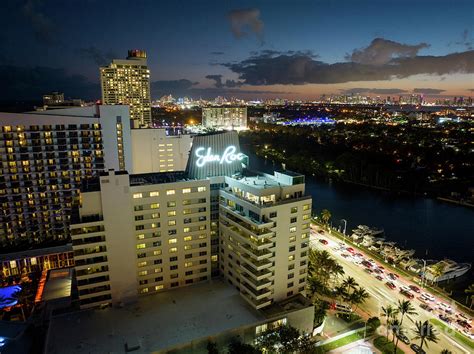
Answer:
421 259 427 288
340 219 347 237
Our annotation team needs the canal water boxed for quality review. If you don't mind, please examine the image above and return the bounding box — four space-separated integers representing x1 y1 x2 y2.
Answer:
242 147 474 264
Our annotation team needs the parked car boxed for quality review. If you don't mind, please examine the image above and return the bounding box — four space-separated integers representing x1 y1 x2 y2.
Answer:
387 273 398 281
319 239 328 245
420 292 435 302
386 282 396 290
364 268 373 274
346 247 355 254
400 289 415 299
409 285 421 293
396 333 410 345
410 344 426 354
361 260 373 268
456 319 472 330
375 275 384 281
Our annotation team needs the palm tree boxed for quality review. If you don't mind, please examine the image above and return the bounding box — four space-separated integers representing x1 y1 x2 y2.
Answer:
391 318 404 351
430 262 447 284
334 285 347 302
397 300 417 326
342 276 358 295
381 305 398 340
412 320 439 351
464 284 474 308
320 209 331 227
350 287 370 311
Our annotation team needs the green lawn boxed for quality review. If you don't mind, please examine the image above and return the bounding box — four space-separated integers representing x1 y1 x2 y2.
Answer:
429 318 474 350
321 330 364 351
373 336 404 354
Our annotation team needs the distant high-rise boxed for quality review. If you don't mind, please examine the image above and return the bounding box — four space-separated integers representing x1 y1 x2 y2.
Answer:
202 107 247 130
100 50 151 127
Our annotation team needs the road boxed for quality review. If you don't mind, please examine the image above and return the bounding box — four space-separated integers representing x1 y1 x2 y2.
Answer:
309 224 473 354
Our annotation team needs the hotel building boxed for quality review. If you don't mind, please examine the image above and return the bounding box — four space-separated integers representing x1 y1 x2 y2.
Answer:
0 105 131 254
100 50 152 127
71 131 311 311
130 128 192 173
202 107 248 130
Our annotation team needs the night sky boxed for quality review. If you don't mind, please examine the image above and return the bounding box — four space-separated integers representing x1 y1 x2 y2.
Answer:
1 0 473 101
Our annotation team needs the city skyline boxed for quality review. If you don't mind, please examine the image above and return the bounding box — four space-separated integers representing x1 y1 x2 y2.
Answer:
0 0 473 101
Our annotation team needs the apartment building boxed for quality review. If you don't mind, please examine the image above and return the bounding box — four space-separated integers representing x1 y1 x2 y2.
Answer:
202 107 247 130
0 105 131 252
130 128 192 173
70 170 211 308
100 50 151 127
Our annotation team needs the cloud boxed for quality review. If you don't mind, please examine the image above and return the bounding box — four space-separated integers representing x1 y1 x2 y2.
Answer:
205 74 243 88
250 49 318 59
455 29 473 50
79 46 117 66
22 0 56 45
340 88 408 95
222 39 474 85
210 51 225 55
0 65 99 100
228 8 264 43
413 88 446 94
151 79 199 97
346 38 430 65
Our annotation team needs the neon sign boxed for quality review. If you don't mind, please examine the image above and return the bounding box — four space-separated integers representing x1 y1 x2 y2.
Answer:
195 146 244 168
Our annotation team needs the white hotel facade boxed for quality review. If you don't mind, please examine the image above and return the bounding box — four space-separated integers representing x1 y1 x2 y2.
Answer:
71 131 312 310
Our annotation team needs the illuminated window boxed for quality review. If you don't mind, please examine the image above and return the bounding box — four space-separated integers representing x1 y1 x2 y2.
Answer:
289 226 297 233
184 236 192 242
303 204 311 211
133 193 143 199
301 233 309 239
137 243 146 249
211 255 218 262
168 238 177 244
138 261 147 267
166 189 175 195
137 234 145 240
168 211 176 216
150 203 159 209
153 250 162 256
168 220 176 226
150 191 159 197
185 262 193 268
155 285 164 291
183 227 190 233
198 186 206 192
139 270 148 276
154 268 163 273
288 255 295 261
169 247 177 253
182 188 191 194
289 236 296 242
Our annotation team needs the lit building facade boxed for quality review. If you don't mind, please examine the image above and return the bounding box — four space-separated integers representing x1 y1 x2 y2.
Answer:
100 50 151 127
71 131 311 311
0 105 131 252
130 128 192 173
202 107 247 130
71 170 211 308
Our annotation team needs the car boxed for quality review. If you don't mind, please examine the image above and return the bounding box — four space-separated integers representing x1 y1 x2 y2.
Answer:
456 319 472 330
319 239 328 245
396 333 410 345
375 275 384 281
462 329 474 340
334 303 352 313
457 313 472 323
362 260 373 268
419 303 433 312
364 268 374 274
373 268 383 274
319 230 326 234
439 314 452 324
409 285 421 293
410 344 426 354
346 247 355 254
341 253 350 258
400 285 411 292
387 273 398 280
378 265 385 270
420 292 435 302
400 289 415 299
386 282 396 290
355 252 364 258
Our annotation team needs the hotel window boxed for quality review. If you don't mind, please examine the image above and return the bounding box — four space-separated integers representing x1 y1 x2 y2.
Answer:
170 265 178 271
303 214 310 220
291 207 298 214
133 193 143 199
151 213 159 219
168 238 177 244
182 188 191 194
140 288 149 294
289 226 297 233
184 236 192 242
289 236 296 243
150 203 160 209
150 191 159 197
288 255 295 261
168 220 176 226
211 255 218 262
168 201 176 207
155 285 163 291
154 250 162 256
168 210 176 216
185 262 193 268
154 268 163 273
303 204 310 211
138 261 147 267
139 270 148 276
184 245 192 250
170 247 177 253
301 232 309 239
290 217 297 223
137 243 146 249
183 227 190 233
197 186 207 192
166 189 175 195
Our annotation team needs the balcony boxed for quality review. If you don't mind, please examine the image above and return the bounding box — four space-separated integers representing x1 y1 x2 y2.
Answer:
240 291 272 310
241 263 273 281
241 274 272 291
241 281 272 300
220 221 273 251
241 254 273 271
240 243 273 261
219 202 274 229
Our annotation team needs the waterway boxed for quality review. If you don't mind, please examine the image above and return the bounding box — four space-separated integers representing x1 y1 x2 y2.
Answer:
242 146 474 264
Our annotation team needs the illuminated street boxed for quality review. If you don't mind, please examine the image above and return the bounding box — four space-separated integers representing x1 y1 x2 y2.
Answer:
310 224 473 353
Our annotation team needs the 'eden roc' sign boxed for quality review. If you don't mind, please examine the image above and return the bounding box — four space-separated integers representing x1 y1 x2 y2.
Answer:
195 146 244 168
